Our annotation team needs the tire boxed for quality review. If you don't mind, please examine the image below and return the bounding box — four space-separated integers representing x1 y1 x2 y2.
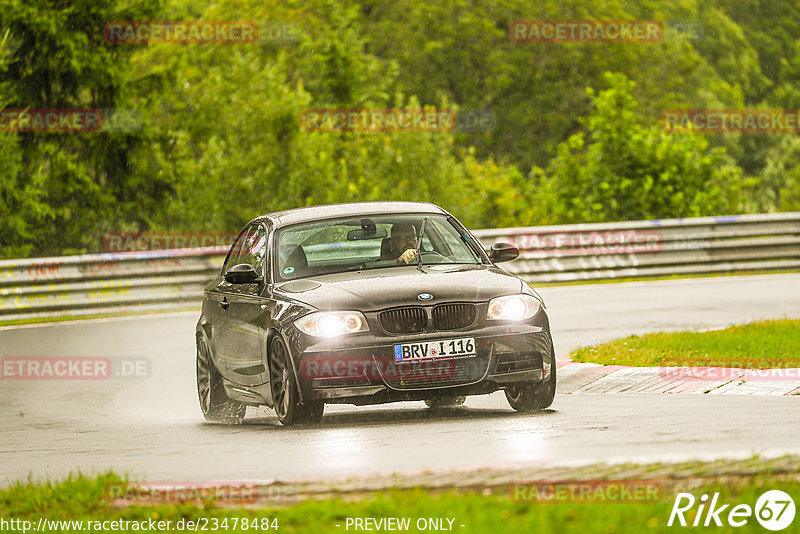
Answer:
297 399 325 424
505 357 557 412
268 336 324 426
196 337 246 424
424 396 466 409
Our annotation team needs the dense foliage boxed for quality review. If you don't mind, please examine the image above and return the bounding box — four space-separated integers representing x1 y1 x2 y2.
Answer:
1 0 799 257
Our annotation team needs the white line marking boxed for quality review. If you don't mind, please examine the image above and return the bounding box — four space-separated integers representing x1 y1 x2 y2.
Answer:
0 310 199 331
539 272 800 292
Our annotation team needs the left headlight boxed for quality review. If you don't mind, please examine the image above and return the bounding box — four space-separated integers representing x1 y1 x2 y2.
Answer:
294 311 369 338
486 294 541 321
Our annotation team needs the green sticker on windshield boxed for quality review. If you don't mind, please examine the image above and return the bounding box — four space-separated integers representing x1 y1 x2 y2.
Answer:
283 266 295 275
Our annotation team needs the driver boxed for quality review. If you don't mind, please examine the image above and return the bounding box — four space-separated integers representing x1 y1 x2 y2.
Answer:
380 222 418 264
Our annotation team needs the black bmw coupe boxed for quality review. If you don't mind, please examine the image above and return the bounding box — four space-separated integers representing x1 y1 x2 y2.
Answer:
196 201 556 425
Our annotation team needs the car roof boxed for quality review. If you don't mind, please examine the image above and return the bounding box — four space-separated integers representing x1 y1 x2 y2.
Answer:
254 201 447 227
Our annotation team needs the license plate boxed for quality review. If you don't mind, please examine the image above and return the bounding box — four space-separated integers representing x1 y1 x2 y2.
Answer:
393 337 476 361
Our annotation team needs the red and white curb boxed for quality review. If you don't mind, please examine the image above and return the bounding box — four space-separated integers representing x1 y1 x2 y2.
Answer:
556 360 800 396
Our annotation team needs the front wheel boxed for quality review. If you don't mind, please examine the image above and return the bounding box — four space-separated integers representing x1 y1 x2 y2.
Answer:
196 337 246 424
505 359 556 411
269 336 324 426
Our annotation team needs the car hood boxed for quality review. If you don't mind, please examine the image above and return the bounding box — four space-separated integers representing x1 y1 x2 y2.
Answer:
273 264 524 311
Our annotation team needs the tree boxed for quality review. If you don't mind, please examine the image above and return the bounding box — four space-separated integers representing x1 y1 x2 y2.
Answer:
0 28 50 257
533 72 745 223
0 0 167 256
139 0 525 233
760 137 800 212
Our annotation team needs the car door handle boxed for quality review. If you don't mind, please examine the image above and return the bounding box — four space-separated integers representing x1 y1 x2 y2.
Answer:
218 297 229 310
260 304 267 310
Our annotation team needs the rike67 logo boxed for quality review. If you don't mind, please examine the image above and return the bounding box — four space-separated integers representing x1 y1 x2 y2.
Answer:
668 490 795 530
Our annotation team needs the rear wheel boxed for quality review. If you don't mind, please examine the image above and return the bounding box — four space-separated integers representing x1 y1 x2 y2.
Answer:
196 337 246 424
424 396 466 409
268 336 324 426
505 357 556 411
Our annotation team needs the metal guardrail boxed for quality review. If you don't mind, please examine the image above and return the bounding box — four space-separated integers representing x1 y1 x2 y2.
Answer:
0 247 228 322
1 212 798 322
471 212 800 283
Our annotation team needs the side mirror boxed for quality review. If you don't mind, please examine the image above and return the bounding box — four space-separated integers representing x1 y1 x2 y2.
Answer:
224 263 263 284
489 243 520 263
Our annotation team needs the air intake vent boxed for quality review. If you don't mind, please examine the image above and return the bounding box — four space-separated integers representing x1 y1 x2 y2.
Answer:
432 303 477 330
495 352 544 374
379 307 427 334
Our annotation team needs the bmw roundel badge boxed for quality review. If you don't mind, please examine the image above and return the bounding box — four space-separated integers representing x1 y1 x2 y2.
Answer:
418 293 433 301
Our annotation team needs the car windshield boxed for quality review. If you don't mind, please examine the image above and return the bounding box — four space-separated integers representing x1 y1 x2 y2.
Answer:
275 214 482 281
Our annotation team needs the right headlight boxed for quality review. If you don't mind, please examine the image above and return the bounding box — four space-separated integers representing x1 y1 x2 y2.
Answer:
294 311 369 338
486 294 541 321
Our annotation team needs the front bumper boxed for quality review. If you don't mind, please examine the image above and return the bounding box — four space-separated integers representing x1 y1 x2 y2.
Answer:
290 321 553 405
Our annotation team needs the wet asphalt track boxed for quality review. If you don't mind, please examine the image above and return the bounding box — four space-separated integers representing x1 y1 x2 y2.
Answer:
1 273 799 485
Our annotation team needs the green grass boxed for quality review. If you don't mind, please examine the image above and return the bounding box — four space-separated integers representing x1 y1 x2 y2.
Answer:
2 468 800 533
571 319 800 368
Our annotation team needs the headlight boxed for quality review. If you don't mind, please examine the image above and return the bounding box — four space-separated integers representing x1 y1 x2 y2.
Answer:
294 311 369 337
486 294 541 321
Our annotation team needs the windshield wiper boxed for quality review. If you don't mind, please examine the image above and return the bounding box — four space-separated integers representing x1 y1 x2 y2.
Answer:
416 216 428 272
